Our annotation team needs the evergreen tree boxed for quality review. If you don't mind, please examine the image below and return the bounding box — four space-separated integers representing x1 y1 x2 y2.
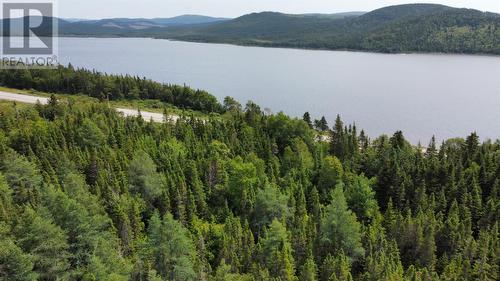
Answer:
300 257 318 281
14 208 71 280
314 117 329 132
1 150 41 205
260 219 297 281
320 253 353 281
128 150 163 210
303 112 313 128
145 212 197 281
331 115 345 160
320 186 364 261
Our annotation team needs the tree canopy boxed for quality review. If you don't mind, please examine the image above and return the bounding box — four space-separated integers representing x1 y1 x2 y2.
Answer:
0 78 498 280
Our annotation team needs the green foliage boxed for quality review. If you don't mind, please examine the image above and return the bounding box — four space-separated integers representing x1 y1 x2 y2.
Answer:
223 96 242 114
364 221 404 281
320 253 353 281
344 174 378 223
41 184 131 279
320 185 364 261
260 219 297 281
299 257 318 281
14 208 70 280
213 259 253 281
145 212 197 280
226 157 259 214
0 80 498 280
0 150 41 205
317 156 344 202
253 185 290 230
0 239 37 281
0 174 13 223
128 150 163 208
76 118 106 149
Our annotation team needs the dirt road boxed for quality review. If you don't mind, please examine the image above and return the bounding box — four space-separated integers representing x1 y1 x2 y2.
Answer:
0 91 177 123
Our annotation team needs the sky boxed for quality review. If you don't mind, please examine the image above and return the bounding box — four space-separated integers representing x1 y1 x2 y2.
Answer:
60 0 500 19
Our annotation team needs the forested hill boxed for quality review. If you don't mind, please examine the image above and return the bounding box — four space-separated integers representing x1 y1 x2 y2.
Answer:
56 3 500 54
0 66 498 280
149 4 500 54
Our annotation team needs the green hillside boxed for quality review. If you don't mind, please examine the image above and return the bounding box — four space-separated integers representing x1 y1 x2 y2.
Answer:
361 8 500 53
144 4 500 54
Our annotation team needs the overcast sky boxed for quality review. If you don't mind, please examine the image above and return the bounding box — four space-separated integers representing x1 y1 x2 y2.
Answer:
60 0 500 19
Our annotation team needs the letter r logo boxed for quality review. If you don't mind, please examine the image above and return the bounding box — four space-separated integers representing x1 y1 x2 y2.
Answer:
2 2 54 54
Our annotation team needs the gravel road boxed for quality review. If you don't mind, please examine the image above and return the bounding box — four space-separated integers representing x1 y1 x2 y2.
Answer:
0 91 49 104
0 91 177 123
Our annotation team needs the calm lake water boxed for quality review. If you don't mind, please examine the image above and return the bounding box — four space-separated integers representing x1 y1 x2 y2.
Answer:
58 37 500 144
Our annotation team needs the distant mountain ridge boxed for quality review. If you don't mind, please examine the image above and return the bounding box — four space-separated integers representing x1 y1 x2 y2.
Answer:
57 15 229 33
0 14 230 36
150 15 230 25
2 4 499 54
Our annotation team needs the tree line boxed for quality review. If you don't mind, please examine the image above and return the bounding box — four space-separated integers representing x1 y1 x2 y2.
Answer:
0 64 223 113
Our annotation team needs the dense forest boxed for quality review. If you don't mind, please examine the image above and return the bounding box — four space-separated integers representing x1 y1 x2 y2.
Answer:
52 4 500 55
0 66 498 280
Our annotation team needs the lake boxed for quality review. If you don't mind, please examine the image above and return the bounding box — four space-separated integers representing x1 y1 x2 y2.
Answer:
58 37 500 144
